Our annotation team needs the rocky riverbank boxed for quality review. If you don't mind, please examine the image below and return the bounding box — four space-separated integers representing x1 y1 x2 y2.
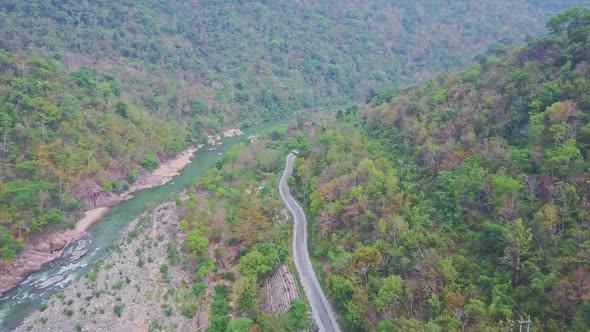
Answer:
0 128 244 296
0 229 85 296
14 200 211 332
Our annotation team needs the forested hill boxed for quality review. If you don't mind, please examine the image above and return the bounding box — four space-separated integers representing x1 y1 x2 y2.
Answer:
0 0 584 123
0 51 191 264
291 7 590 331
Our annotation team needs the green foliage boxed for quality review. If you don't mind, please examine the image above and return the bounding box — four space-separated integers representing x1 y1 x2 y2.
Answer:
180 302 198 319
287 299 308 330
159 264 169 281
0 0 567 125
234 276 258 313
238 249 272 280
186 230 208 257
227 318 253 332
259 313 289 332
375 275 404 312
38 303 48 312
166 243 180 264
140 153 159 172
297 8 590 330
192 282 207 297
0 51 188 261
208 285 231 332
113 304 124 318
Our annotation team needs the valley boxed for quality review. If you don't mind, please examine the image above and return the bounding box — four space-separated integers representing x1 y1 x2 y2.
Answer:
1 1 590 332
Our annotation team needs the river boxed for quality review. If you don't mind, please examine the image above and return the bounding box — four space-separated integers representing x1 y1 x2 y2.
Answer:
0 120 283 331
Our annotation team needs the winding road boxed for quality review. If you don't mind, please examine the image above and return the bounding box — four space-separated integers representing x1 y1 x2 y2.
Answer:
279 153 341 332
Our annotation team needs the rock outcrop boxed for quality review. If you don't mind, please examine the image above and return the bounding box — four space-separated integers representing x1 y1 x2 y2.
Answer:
0 229 84 295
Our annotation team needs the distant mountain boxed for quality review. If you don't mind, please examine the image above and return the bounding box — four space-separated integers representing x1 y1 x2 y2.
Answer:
1 0 587 123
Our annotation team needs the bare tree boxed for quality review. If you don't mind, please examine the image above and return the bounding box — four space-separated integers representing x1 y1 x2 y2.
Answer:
523 175 540 202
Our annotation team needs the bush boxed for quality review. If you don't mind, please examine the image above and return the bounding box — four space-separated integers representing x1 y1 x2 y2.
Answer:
160 264 169 280
114 304 124 318
227 318 253 332
180 302 198 318
288 299 308 330
141 153 159 172
162 304 173 317
192 282 207 297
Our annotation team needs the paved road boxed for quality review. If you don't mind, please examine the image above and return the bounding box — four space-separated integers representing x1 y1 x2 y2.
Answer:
279 153 341 332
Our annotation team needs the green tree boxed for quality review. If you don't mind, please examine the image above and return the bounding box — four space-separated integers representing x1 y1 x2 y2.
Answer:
234 276 258 312
238 249 271 280
545 139 581 175
0 246 16 273
186 230 208 257
376 275 404 316
287 299 308 330
501 219 533 285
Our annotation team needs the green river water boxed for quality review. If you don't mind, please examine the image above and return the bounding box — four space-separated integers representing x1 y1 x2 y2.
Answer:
0 120 284 331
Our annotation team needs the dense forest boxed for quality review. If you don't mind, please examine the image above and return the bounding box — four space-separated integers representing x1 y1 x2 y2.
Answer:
291 7 590 331
2 1 590 331
0 0 579 123
1 0 584 282
0 52 194 267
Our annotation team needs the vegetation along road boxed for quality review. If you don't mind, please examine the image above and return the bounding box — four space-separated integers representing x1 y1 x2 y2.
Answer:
279 153 341 332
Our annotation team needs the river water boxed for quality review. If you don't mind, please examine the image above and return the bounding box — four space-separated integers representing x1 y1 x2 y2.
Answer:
0 120 283 331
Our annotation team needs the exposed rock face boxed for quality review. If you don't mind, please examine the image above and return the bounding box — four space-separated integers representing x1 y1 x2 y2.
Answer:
0 229 85 295
79 191 120 210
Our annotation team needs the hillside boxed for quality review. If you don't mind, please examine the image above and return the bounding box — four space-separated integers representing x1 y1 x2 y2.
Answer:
291 7 590 331
0 52 191 267
1 0 586 284
2 1 590 330
0 0 583 123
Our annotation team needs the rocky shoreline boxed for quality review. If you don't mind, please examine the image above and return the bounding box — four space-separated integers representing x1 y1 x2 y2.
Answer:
14 200 206 332
0 128 243 296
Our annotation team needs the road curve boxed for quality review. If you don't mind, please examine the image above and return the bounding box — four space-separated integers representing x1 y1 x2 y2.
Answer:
279 153 341 332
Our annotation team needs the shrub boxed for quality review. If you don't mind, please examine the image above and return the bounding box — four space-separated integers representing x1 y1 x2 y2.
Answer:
180 302 198 318
141 153 159 172
192 282 207 296
114 304 124 318
160 264 169 280
227 318 253 332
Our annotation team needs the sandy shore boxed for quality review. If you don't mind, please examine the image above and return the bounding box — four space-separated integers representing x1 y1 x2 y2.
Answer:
75 207 110 232
152 146 201 177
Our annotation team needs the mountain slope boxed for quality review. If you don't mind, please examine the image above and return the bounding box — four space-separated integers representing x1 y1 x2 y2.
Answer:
0 51 189 265
291 7 590 331
0 0 585 123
